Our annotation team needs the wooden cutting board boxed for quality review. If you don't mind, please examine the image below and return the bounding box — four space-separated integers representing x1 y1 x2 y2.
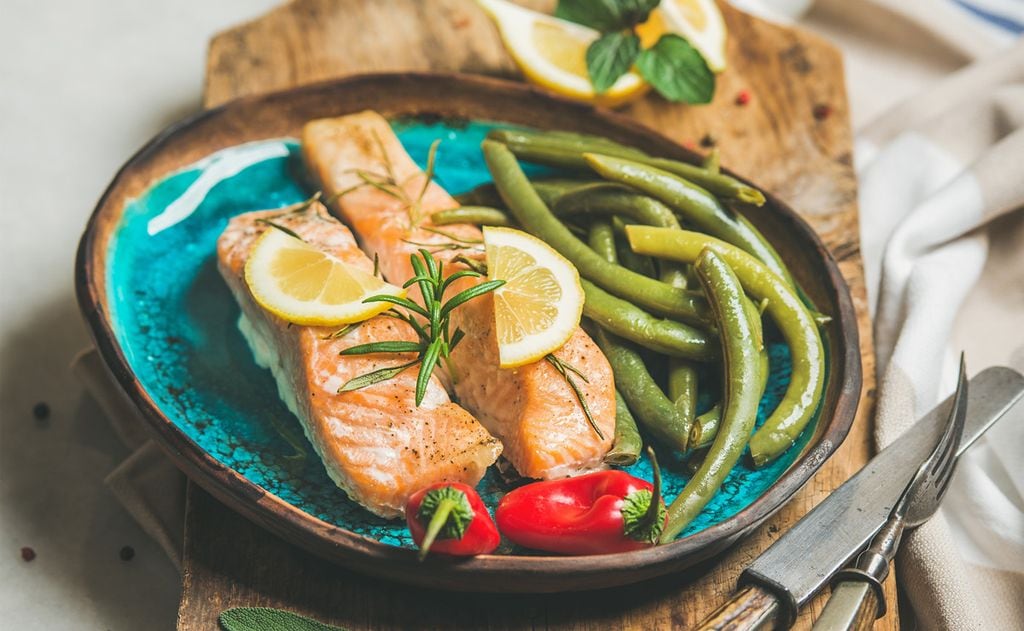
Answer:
179 1 892 628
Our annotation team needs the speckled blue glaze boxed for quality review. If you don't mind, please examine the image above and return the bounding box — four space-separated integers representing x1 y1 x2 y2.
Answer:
107 119 821 550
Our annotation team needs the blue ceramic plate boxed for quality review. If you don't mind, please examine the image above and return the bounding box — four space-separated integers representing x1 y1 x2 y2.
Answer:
77 74 860 592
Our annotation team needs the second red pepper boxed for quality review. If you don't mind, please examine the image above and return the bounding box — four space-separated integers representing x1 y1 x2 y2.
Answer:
495 450 666 555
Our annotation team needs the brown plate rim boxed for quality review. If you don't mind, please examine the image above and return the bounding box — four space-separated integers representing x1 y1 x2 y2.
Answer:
75 71 861 592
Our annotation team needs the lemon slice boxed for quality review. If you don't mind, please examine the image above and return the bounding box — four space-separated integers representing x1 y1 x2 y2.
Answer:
655 0 728 72
476 0 648 107
244 228 405 326
483 227 584 368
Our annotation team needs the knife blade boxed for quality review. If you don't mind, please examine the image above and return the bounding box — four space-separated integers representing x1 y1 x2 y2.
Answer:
693 366 1024 630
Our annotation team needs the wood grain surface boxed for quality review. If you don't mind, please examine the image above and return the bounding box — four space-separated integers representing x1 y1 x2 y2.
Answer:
180 0 892 628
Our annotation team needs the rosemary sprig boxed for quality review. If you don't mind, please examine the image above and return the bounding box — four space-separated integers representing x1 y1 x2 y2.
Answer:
333 132 442 229
545 353 603 440
338 249 504 405
256 191 332 241
256 218 304 241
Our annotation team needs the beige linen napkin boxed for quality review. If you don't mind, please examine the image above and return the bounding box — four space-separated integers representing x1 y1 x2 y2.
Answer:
856 43 1024 629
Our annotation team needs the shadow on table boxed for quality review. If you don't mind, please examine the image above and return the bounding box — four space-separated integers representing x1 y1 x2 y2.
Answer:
0 285 180 628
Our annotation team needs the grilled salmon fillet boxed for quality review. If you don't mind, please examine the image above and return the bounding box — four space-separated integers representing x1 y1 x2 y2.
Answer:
217 204 501 518
302 111 616 479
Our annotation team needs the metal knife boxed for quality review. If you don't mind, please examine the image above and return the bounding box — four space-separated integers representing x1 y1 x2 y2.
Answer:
811 357 968 630
692 366 1024 630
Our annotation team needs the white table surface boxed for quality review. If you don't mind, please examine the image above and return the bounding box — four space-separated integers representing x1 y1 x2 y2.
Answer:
0 1 979 629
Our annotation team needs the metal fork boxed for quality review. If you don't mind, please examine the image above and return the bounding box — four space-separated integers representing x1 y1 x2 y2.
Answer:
812 355 969 631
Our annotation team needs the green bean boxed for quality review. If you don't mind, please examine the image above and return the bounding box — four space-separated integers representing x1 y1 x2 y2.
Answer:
685 448 708 475
605 390 643 466
668 359 699 447
553 187 680 228
688 404 721 451
531 180 603 206
612 217 658 278
688 301 767 451
454 183 506 208
587 220 618 264
430 206 511 227
662 248 762 541
702 148 721 174
581 279 717 361
627 226 825 467
585 153 795 288
589 219 652 468
481 140 710 324
455 179 596 209
554 187 688 287
589 325 691 452
486 128 766 205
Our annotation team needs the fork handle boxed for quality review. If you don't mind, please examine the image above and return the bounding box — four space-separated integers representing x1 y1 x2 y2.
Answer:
811 578 881 631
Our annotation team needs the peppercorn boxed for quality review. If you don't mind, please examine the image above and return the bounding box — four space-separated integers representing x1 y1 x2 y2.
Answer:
119 545 135 561
735 90 751 106
813 103 832 120
32 402 50 421
21 547 36 562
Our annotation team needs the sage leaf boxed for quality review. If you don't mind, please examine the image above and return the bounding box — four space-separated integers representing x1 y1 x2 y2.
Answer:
586 32 641 94
219 607 346 631
636 34 715 104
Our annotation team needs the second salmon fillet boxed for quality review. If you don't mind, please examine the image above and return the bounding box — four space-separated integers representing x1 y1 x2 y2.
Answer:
302 111 616 479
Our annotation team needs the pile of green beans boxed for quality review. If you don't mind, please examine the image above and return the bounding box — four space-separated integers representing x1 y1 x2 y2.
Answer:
463 130 827 532
627 226 825 466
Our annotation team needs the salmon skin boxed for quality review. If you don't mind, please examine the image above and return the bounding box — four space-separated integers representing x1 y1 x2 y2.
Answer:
302 112 616 479
217 203 501 518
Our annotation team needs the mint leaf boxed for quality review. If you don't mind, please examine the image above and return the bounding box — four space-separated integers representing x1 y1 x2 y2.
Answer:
586 32 641 94
556 0 625 31
617 0 662 26
219 607 347 631
636 34 715 104
557 0 661 32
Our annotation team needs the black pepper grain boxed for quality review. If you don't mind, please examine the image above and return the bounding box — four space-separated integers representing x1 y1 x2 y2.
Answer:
32 402 50 421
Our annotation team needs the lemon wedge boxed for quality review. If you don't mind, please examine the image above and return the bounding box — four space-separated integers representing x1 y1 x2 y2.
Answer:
655 0 728 72
244 228 405 326
476 0 648 107
483 227 584 368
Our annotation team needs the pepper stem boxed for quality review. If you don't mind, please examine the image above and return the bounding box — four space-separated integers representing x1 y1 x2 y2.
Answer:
621 447 667 544
418 497 457 561
638 446 663 533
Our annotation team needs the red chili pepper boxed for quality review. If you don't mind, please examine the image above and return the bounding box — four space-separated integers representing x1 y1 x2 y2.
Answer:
496 449 666 555
406 482 500 560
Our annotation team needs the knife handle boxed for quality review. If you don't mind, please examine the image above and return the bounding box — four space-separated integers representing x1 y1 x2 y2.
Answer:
810 579 880 631
692 585 781 631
